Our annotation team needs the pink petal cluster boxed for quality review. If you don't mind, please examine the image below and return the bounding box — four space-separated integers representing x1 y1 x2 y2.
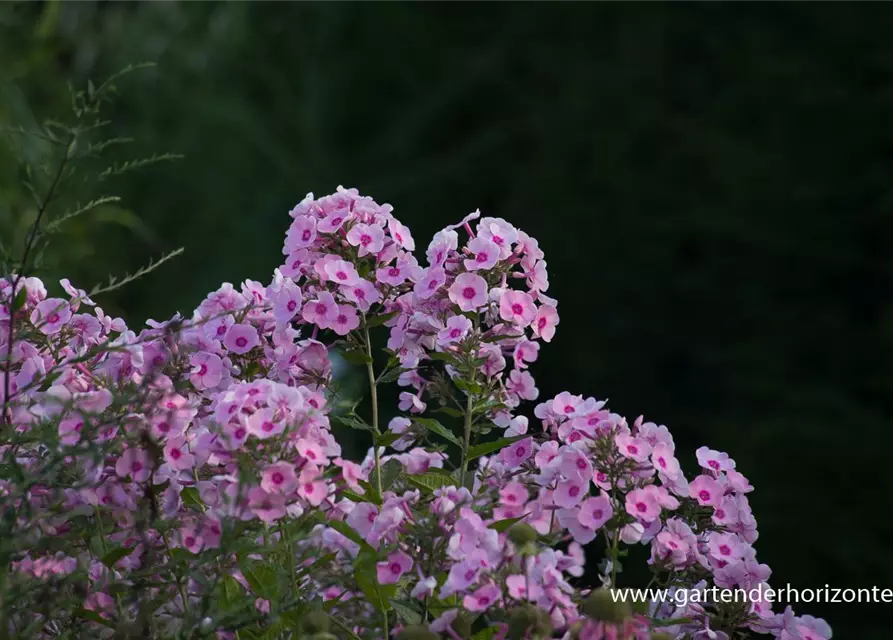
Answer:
0 188 828 640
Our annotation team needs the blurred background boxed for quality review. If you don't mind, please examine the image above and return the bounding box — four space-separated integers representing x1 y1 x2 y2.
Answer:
2 2 891 636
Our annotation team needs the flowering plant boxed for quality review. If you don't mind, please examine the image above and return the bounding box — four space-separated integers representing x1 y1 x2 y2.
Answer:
1 181 832 640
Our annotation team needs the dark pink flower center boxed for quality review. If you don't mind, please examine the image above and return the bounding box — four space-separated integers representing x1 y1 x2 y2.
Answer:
272 472 284 485
512 303 523 315
236 337 247 347
462 287 476 299
699 490 711 502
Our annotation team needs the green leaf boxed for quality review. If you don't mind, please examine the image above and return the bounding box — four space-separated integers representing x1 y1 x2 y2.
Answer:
365 310 399 328
340 489 372 503
376 366 406 385
433 406 464 419
354 551 394 614
471 628 499 640
357 480 382 505
238 558 279 599
651 616 694 627
427 351 459 364
380 458 403 492
412 417 461 447
488 516 526 533
454 377 483 394
72 608 114 628
100 545 135 568
217 574 244 613
481 332 518 343
405 471 457 493
390 599 423 625
332 414 372 431
326 519 376 555
375 431 402 447
180 486 204 509
467 435 527 461
340 349 372 365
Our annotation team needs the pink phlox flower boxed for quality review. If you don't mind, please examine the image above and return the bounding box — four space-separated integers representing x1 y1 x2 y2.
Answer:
346 222 385 256
464 236 500 270
376 550 413 584
448 273 488 311
499 290 537 327
223 323 260 355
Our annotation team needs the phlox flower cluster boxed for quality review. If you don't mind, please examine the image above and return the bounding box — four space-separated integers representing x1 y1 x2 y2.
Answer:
0 188 829 640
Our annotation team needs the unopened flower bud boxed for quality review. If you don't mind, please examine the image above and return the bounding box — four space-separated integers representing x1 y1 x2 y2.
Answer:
396 625 440 640
451 613 473 637
507 605 552 640
507 523 538 546
582 589 631 624
301 611 330 634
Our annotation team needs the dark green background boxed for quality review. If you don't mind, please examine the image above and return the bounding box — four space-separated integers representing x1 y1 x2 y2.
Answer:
2 3 890 636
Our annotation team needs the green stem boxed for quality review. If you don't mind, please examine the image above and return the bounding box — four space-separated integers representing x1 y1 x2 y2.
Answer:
281 523 298 598
459 390 474 487
161 531 190 616
362 325 387 639
363 326 383 497
330 614 363 640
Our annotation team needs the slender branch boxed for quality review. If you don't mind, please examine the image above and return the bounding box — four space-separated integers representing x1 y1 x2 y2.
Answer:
3 133 75 430
362 323 388 639
459 389 474 487
363 325 383 497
